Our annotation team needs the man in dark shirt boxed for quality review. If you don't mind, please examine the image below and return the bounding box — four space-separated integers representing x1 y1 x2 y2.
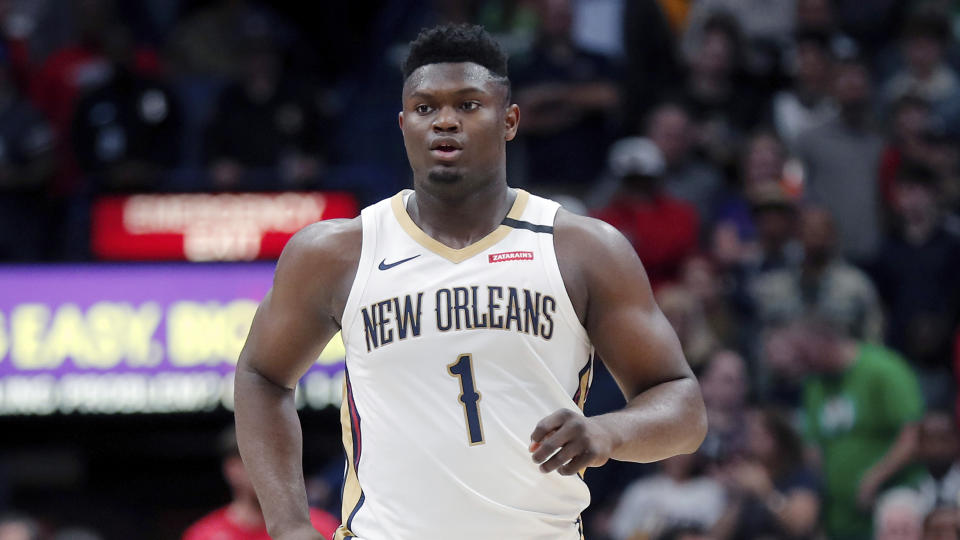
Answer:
872 163 960 408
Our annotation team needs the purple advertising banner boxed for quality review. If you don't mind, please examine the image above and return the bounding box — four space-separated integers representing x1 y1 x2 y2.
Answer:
0 264 345 415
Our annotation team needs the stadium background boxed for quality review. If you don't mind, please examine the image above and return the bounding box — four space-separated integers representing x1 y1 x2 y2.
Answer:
1 0 960 539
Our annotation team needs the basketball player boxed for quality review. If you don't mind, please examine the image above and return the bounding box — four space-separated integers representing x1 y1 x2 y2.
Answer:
234 24 707 540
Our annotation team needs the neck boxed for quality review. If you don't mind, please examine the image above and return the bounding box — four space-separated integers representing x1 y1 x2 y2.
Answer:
408 179 513 249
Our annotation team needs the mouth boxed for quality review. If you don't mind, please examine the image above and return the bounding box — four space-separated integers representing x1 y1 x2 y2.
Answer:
430 139 463 162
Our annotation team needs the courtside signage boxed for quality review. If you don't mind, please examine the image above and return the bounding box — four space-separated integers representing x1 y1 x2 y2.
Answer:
0 264 345 415
488 251 534 263
91 192 358 261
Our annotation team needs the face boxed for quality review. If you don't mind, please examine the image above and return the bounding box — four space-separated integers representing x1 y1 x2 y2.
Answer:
796 41 830 90
694 30 733 78
918 412 960 468
800 207 835 263
832 62 872 109
877 505 924 540
905 36 943 77
925 508 960 540
746 410 777 460
797 0 833 29
701 351 747 410
896 181 937 223
744 134 785 189
648 106 691 165
400 63 518 192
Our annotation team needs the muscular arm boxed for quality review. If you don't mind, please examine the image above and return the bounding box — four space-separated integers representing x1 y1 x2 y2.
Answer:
234 219 360 539
531 211 707 472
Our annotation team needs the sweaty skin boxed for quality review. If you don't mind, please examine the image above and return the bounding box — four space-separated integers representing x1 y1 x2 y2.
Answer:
234 62 707 540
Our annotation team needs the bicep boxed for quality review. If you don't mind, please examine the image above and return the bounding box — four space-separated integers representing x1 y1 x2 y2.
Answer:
583 227 691 398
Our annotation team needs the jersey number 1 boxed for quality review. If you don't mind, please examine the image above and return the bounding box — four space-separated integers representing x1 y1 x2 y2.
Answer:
447 354 485 445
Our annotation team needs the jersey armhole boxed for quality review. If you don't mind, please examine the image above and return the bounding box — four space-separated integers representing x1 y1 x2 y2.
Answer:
339 205 378 341
539 203 590 346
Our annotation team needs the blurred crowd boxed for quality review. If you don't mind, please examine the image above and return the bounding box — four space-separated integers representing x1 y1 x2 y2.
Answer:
2 0 960 539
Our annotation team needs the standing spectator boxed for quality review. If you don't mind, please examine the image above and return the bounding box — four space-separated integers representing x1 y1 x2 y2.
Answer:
915 410 960 511
681 13 765 172
0 48 55 261
882 9 960 136
182 428 338 540
70 25 181 192
608 452 726 540
510 0 619 190
645 102 724 221
794 54 884 264
698 350 749 464
592 137 699 288
204 27 323 191
752 206 884 342
872 163 960 408
712 408 821 540
771 30 838 149
765 318 924 540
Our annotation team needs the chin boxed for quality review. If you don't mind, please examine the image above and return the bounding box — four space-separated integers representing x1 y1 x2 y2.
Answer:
427 168 465 184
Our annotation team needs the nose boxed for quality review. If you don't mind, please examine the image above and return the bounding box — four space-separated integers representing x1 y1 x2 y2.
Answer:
432 105 460 133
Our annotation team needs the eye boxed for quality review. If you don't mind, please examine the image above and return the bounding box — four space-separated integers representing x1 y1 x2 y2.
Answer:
415 104 432 114
461 101 481 111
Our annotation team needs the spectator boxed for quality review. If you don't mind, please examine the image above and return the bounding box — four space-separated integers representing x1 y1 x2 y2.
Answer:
924 506 960 540
916 410 960 511
621 0 682 134
765 318 924 540
681 13 765 172
872 163 960 408
656 524 715 540
510 0 619 190
592 137 698 288
657 284 720 370
645 102 724 221
0 513 39 540
771 30 838 149
712 408 820 540
752 206 884 342
608 452 726 540
681 255 741 349
698 350 749 464
878 95 935 213
882 10 960 137
875 488 927 540
794 54 884 264
0 48 56 261
182 428 338 540
204 26 323 191
70 25 181 192
795 0 836 35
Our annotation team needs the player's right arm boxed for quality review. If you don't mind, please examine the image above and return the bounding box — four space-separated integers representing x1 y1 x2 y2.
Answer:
234 218 361 540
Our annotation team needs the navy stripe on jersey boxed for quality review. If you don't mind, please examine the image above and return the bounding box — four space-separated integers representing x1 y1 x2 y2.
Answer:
347 492 366 533
346 369 363 469
501 217 554 234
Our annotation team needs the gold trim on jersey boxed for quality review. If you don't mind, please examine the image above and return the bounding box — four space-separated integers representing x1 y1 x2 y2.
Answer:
335 379 362 539
390 189 530 263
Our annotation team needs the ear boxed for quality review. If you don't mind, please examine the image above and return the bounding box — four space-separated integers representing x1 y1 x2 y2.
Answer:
398 111 404 130
504 104 520 142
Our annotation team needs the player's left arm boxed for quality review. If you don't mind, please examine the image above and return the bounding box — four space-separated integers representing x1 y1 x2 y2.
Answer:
530 211 707 474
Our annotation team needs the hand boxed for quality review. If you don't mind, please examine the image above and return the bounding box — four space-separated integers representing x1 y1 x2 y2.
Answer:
529 409 615 475
857 470 883 510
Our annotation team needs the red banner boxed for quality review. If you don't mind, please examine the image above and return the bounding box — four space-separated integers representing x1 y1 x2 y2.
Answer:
92 192 358 261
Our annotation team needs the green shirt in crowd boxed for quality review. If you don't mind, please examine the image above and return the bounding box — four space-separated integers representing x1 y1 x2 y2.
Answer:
803 342 924 540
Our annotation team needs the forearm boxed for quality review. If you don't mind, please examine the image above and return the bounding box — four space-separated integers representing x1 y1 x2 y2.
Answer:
866 424 919 485
234 363 314 538
593 376 706 462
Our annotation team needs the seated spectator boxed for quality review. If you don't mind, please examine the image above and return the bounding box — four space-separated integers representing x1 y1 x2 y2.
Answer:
752 206 884 342
681 255 741 349
645 102 724 221
510 0 619 190
608 452 726 540
657 285 720 369
771 30 838 149
872 163 960 408
712 408 820 540
71 26 181 192
204 28 323 191
916 410 960 511
182 428 338 540
882 10 960 137
765 318 925 540
698 350 749 463
795 53 884 264
592 137 699 288
0 49 56 261
924 506 960 540
875 488 927 540
681 13 766 172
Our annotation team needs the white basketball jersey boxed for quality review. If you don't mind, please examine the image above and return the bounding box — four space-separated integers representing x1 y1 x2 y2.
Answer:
333 189 594 540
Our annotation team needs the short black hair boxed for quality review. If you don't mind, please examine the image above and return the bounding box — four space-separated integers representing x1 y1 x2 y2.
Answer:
402 23 509 82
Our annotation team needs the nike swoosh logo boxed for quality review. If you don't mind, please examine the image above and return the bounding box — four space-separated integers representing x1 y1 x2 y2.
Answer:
378 254 420 270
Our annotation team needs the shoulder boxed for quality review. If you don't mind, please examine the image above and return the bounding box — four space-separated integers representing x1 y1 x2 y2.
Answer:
554 208 636 267
274 217 362 313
